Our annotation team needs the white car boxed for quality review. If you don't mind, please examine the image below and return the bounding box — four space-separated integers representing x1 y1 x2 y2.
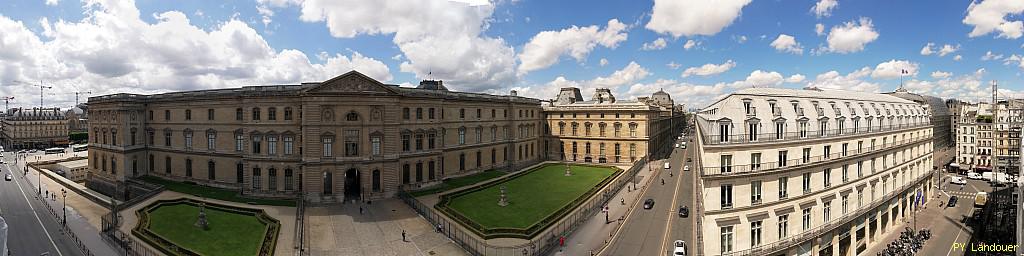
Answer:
950 176 967 185
967 172 983 180
683 165 690 172
672 240 687 256
664 162 671 169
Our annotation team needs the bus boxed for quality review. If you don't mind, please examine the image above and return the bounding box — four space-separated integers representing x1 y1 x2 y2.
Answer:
44 147 64 154
72 144 88 152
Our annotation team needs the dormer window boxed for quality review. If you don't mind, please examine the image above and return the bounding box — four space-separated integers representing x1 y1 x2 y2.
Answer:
743 99 754 116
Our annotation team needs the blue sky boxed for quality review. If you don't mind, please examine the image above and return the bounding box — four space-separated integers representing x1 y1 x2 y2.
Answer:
0 0 1022 109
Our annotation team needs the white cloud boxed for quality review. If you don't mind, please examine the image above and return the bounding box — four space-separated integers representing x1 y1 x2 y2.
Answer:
825 17 879 54
599 58 609 66
811 0 838 18
641 37 668 51
871 59 919 79
45 0 58 6
815 23 825 35
920 43 934 55
931 71 952 79
727 70 785 88
769 34 803 54
683 39 700 50
681 60 736 77
645 0 753 37
666 61 682 70
513 61 648 100
0 0 393 108
626 79 728 108
277 0 515 91
982 51 1003 61
734 35 748 43
517 19 628 75
937 44 960 57
954 55 963 61
786 74 806 83
807 67 881 92
963 0 1024 39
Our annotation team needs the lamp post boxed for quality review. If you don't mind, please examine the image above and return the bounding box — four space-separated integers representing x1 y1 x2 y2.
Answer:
61 188 67 226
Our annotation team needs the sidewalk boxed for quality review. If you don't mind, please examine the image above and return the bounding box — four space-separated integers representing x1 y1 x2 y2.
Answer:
554 159 661 256
13 156 119 256
861 197 944 256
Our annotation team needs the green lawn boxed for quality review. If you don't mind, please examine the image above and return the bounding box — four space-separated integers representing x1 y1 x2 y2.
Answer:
141 176 296 207
409 170 506 197
147 204 268 256
446 164 616 229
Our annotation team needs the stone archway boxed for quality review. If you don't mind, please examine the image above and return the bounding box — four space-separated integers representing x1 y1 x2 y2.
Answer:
344 169 361 201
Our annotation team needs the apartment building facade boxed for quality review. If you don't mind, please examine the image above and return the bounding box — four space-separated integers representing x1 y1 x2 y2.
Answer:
1 107 70 149
695 88 935 256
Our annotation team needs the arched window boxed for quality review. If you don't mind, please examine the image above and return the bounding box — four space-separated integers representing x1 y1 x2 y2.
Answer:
346 112 359 121
252 107 261 120
284 107 293 120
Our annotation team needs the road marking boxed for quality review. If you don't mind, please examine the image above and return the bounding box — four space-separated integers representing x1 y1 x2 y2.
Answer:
945 226 964 256
658 146 687 254
11 165 64 256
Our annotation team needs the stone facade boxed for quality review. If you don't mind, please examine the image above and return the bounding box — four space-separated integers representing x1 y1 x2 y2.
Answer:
86 71 544 202
1 107 70 149
695 87 935 256
542 87 684 164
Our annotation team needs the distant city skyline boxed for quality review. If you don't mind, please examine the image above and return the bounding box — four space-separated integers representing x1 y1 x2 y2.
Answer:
0 0 1022 110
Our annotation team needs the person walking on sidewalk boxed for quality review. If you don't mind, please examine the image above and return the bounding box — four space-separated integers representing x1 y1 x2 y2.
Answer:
621 198 625 205
402 230 407 242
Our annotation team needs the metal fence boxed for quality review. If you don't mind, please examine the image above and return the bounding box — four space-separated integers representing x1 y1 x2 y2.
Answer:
701 136 932 176
699 117 930 146
398 158 647 256
33 195 96 256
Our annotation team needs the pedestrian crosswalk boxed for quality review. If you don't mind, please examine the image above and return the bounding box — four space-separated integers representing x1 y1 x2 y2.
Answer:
941 190 1017 202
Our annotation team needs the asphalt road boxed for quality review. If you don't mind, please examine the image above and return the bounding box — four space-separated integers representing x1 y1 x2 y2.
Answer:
604 134 695 256
0 152 84 256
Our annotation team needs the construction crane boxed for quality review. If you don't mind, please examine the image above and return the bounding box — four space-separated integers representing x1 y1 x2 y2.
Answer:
13 80 52 109
0 96 12 114
71 91 91 106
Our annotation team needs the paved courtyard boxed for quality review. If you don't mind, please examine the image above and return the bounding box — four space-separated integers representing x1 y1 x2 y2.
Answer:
304 199 468 256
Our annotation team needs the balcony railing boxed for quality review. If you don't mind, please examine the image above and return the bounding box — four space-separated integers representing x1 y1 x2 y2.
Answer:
701 136 932 176
702 120 930 145
720 171 934 256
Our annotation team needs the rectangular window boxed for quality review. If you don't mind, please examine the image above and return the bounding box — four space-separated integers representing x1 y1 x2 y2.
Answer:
268 136 277 155
184 132 194 149
344 130 359 156
235 134 244 151
720 184 733 209
842 143 848 156
428 133 436 149
778 214 788 239
751 221 762 247
802 148 811 163
208 109 214 120
164 132 171 147
842 165 849 182
751 153 762 170
842 195 849 214
284 136 294 155
251 135 261 154
824 145 831 159
402 134 411 152
778 150 788 167
824 202 831 222
802 208 812 231
823 168 831 188
207 133 216 150
720 155 732 173
751 180 762 205
779 176 788 199
803 173 812 193
720 226 734 253
371 137 381 156
322 137 333 157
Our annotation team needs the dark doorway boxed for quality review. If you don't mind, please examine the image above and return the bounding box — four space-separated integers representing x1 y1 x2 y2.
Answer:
323 172 333 195
344 169 361 201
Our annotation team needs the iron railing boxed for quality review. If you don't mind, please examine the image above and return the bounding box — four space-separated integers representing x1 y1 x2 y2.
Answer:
398 158 647 256
701 136 932 176
719 172 933 256
701 119 931 145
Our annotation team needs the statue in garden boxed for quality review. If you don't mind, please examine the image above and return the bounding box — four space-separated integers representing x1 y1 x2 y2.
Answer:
195 202 210 230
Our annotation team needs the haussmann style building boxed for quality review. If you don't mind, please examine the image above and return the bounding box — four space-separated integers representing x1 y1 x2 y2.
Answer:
1 107 70 149
85 71 545 203
694 87 936 256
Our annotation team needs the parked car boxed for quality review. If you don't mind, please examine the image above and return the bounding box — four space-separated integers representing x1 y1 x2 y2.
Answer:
672 240 687 256
4 174 11 181
947 196 958 207
686 157 692 163
950 176 967 185
683 165 690 172
678 206 689 218
643 199 655 209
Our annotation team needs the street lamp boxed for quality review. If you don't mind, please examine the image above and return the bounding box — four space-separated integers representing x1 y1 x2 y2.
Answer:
61 188 67 226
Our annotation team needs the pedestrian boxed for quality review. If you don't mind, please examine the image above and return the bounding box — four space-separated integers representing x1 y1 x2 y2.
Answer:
620 198 625 205
437 224 443 233
402 230 407 242
661 178 664 185
359 206 363 215
559 236 565 248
